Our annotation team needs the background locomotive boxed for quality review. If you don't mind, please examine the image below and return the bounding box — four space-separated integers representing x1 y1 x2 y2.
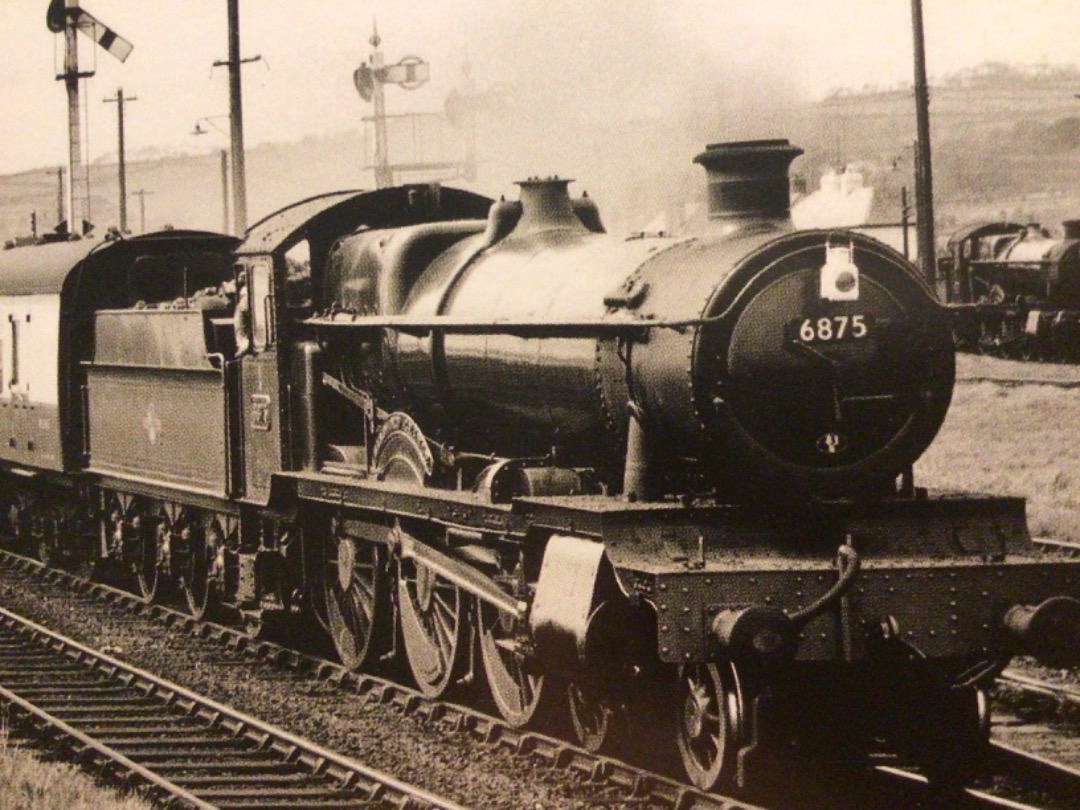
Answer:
941 219 1080 360
0 139 1078 798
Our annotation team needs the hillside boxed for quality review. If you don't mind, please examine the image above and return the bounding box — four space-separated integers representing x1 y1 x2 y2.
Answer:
4 62 1080 244
800 63 1080 234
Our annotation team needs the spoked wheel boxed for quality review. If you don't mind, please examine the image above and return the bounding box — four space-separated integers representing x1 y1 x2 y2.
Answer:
181 515 221 619
132 505 163 602
477 601 549 727
568 678 625 753
397 545 468 698
323 518 390 671
675 662 744 791
374 419 466 694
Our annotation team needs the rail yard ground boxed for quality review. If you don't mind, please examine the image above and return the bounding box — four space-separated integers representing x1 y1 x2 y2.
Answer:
917 354 1080 543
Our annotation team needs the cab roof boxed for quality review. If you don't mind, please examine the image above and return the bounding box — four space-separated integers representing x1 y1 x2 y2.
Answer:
0 230 240 297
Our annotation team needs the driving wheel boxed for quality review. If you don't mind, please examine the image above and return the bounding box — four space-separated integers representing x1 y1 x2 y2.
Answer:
477 601 550 727
323 516 390 671
568 678 624 753
397 542 468 698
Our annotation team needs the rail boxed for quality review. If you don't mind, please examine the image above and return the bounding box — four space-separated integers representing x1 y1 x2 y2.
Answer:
0 602 471 810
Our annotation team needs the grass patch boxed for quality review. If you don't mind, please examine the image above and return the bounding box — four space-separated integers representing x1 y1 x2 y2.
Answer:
0 722 151 810
916 381 1080 541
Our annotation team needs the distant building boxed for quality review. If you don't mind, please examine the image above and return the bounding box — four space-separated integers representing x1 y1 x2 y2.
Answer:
792 167 917 262
792 168 875 228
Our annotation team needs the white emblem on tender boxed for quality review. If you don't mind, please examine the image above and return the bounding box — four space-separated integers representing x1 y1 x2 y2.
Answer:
142 403 162 447
820 242 860 302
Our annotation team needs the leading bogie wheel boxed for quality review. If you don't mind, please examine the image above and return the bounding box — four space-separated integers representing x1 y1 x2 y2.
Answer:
675 661 744 791
323 517 390 671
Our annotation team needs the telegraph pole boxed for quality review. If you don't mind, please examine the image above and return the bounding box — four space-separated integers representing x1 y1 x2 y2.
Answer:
133 189 153 233
56 167 65 228
104 87 136 231
911 0 936 284
219 150 230 234
214 0 259 235
192 117 233 233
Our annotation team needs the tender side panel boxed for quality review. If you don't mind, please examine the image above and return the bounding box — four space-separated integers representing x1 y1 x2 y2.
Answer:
0 293 63 470
85 309 228 495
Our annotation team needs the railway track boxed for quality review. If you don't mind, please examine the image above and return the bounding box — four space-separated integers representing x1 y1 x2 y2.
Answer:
3 548 1078 810
955 375 1080 389
954 354 1080 388
873 752 1080 810
0 603 473 810
1032 537 1080 559
0 549 764 810
998 669 1080 709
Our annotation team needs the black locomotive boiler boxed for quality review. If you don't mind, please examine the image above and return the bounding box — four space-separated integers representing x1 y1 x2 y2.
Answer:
0 140 1078 797
942 219 1080 360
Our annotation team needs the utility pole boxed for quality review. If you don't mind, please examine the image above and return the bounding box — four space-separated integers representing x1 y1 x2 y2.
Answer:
911 0 936 284
214 0 259 235
133 189 153 233
56 167 65 228
192 118 232 233
103 87 137 232
219 150 230 234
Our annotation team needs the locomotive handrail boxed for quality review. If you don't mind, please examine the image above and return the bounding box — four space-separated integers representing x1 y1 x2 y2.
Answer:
303 312 727 337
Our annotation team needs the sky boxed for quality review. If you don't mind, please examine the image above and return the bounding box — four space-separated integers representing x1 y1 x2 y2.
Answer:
1 1 1079 176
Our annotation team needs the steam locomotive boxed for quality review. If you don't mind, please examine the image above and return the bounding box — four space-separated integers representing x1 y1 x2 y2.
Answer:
1 139 1078 797
942 219 1080 360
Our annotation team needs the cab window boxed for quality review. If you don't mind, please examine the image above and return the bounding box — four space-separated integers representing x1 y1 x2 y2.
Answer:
249 259 275 351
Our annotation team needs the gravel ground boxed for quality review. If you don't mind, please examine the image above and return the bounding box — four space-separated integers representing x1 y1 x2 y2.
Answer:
0 575 638 810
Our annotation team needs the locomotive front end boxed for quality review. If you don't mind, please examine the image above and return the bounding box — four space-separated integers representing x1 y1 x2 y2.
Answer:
625 141 956 500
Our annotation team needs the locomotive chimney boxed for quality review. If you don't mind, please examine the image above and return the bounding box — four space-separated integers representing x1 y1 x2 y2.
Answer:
513 177 587 235
693 139 804 222
1063 219 1080 240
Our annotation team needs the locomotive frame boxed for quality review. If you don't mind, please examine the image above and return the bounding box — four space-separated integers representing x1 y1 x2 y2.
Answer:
0 142 1078 800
